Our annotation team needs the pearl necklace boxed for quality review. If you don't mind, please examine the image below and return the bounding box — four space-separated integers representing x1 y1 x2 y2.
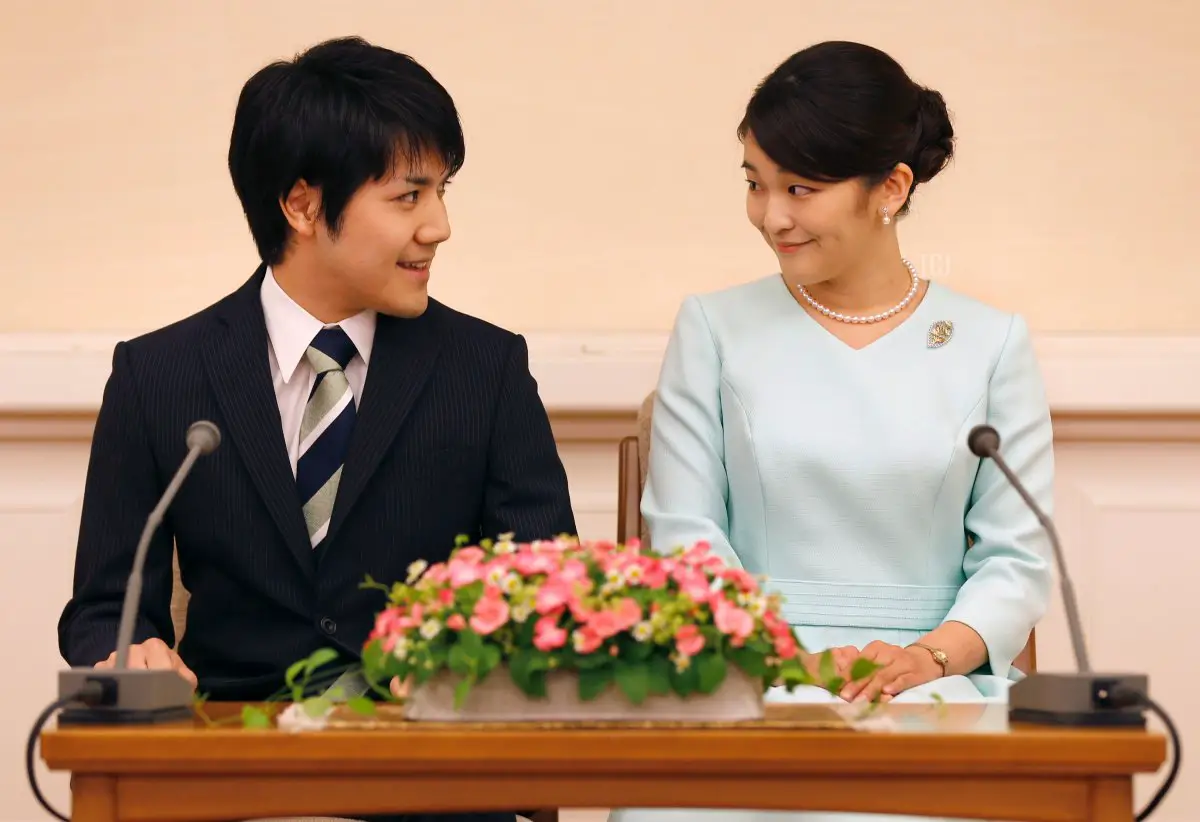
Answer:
796 257 920 325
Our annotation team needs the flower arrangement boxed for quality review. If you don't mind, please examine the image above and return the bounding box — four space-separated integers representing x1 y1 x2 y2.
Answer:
356 534 875 710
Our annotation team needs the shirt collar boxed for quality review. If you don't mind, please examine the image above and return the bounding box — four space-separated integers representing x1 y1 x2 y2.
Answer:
260 267 376 384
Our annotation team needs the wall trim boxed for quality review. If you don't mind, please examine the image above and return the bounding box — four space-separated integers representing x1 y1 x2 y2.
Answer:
2 332 1199 443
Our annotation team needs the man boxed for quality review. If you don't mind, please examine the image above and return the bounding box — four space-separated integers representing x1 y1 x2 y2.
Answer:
58 36 575 822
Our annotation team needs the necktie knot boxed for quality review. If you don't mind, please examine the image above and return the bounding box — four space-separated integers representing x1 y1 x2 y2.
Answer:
305 326 357 374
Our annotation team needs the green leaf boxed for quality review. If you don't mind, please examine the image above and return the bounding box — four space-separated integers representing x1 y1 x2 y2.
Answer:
615 661 650 705
479 643 502 676
619 635 654 662
729 647 769 677
285 659 308 688
695 653 727 695
358 573 390 593
849 657 881 682
302 696 333 718
241 705 271 729
455 582 485 612
578 665 614 701
509 648 537 692
454 676 475 709
818 649 836 683
456 627 484 655
573 652 613 670
347 696 377 716
646 656 672 696
776 658 813 690
448 643 475 676
825 677 845 695
669 659 700 697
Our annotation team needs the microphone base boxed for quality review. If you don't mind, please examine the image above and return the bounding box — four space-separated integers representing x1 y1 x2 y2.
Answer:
1008 672 1148 728
57 668 195 726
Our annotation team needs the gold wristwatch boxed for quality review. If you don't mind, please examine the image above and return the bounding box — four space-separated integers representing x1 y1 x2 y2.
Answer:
909 643 949 675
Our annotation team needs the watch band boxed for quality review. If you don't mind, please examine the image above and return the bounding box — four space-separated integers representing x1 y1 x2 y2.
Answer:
909 642 949 675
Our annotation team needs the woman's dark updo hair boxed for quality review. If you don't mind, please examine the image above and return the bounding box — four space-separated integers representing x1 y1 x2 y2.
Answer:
738 41 955 215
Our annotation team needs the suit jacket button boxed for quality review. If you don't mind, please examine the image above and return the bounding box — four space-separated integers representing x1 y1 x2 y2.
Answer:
320 617 337 635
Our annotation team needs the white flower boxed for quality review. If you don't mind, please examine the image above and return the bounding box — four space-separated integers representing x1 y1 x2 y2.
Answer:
486 566 507 585
277 702 332 733
632 621 654 642
393 638 410 660
626 565 644 584
671 652 692 673
419 619 442 640
494 535 517 554
747 595 767 617
511 603 533 623
501 572 522 594
406 560 428 583
605 568 626 587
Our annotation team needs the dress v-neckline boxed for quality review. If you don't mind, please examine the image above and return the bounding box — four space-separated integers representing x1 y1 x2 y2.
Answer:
779 275 939 354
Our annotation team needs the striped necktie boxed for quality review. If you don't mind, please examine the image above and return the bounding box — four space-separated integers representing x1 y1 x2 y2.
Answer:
297 327 358 549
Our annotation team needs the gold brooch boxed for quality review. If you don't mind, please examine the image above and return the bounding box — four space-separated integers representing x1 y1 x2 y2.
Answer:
927 320 954 349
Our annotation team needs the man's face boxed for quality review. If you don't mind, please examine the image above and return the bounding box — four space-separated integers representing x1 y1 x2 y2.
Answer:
311 151 452 319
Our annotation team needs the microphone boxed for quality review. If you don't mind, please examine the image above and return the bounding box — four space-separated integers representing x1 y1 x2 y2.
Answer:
968 424 1147 727
57 421 221 725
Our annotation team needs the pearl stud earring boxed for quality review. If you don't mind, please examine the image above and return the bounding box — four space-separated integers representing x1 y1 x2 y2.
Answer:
881 206 892 226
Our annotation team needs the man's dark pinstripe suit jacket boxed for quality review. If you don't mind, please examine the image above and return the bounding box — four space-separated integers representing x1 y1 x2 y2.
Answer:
58 265 578 702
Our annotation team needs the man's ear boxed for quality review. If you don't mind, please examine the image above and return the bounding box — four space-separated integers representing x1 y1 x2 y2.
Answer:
280 180 322 237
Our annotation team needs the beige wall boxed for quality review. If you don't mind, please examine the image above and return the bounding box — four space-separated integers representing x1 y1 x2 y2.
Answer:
3 3 1199 822
1 0 1198 335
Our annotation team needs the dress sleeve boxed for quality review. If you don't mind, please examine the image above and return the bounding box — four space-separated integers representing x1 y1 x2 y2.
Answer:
943 314 1056 678
640 296 741 567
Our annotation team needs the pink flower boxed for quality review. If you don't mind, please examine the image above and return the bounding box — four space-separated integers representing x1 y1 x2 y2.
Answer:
514 549 559 577
396 603 424 630
437 588 455 607
469 588 510 635
455 547 486 563
613 597 642 630
672 566 711 603
579 597 641 640
572 626 604 654
675 624 705 657
774 632 798 660
680 541 713 566
422 563 450 584
370 606 405 640
533 614 568 651
535 577 577 615
636 558 669 589
448 558 484 588
446 614 467 630
762 611 790 639
713 596 754 644
721 568 758 593
558 559 590 584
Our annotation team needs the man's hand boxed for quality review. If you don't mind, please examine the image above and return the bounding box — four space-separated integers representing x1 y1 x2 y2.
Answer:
95 638 197 688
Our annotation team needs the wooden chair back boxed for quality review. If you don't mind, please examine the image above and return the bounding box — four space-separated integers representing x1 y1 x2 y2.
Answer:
617 392 1037 674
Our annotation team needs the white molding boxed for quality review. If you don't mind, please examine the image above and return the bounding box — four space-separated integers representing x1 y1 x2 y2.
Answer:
1 331 1199 414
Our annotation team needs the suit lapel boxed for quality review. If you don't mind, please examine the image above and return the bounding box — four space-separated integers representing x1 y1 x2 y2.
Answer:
202 268 315 579
325 306 445 547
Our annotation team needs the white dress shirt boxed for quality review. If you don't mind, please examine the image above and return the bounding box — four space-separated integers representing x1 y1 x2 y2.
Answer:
260 267 376 476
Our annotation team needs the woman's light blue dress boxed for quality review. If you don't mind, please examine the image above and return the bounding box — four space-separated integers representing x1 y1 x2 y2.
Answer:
608 275 1055 822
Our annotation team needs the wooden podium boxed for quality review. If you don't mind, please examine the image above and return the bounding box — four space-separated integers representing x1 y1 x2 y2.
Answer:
40 702 1166 822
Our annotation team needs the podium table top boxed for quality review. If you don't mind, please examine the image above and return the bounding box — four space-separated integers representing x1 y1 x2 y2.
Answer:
40 702 1167 822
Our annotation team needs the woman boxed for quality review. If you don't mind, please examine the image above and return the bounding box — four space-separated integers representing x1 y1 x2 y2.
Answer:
608 40 1054 822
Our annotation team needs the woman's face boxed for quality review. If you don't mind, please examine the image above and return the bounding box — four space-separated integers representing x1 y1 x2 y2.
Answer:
742 131 895 289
